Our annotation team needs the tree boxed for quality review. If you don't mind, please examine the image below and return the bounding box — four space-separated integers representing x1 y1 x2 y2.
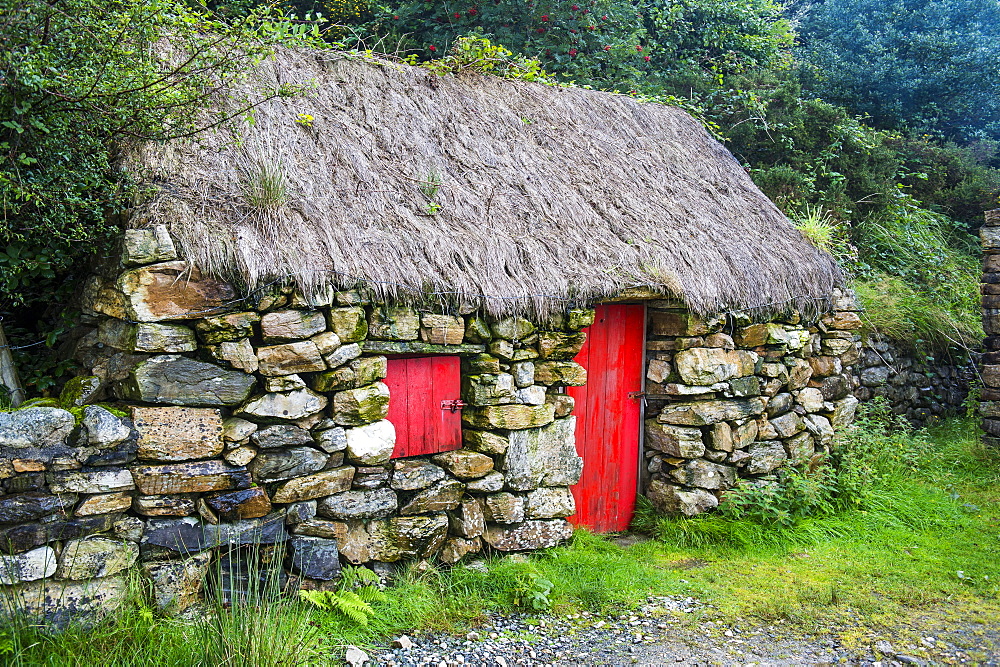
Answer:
798 0 1000 142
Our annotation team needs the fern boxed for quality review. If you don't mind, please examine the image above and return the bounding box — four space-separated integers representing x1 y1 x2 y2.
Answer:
296 566 386 626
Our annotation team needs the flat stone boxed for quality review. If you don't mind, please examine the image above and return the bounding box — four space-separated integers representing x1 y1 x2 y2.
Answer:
75 492 132 517
483 519 572 551
0 408 75 449
0 492 78 524
658 398 765 426
431 450 494 479
533 361 586 386
483 492 525 523
734 323 792 348
708 422 733 452
644 421 705 458
261 310 327 342
113 261 235 322
463 373 516 406
368 514 449 561
400 478 465 515
0 546 56 584
462 430 509 456
796 387 825 412
256 341 325 376
439 536 482 564
195 312 260 344
324 342 363 369
647 479 718 516
314 427 348 454
311 332 342 356
785 432 815 464
537 332 587 359
490 317 536 340
141 512 288 557
272 467 355 503
143 552 211 614
49 469 134 494
674 348 746 385
223 417 257 442
119 355 255 406
648 311 712 337
745 441 787 474
133 495 196 517
113 516 144 542
524 487 575 519
132 406 223 462
249 447 327 482
57 537 138 579
290 536 342 580
286 501 318 524
327 307 368 343
362 341 487 356
462 404 555 431
369 306 419 341
317 488 398 520
0 514 119 555
0 575 128 626
333 383 391 427
770 411 804 438
344 419 396 465
98 319 196 353
293 518 347 540
251 424 313 449
224 446 257 466
465 471 504 493
504 417 582 491
313 357 388 392
212 338 259 373
390 459 446 491
131 460 250 494
420 314 465 345
206 487 272 521
448 498 486 538
121 225 177 266
352 464 388 489
668 459 736 490
238 388 328 422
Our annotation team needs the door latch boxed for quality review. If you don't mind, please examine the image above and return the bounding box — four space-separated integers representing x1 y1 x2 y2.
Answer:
627 391 645 400
441 399 466 413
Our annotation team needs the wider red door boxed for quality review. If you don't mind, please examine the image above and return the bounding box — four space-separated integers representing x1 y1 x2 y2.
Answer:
567 304 645 532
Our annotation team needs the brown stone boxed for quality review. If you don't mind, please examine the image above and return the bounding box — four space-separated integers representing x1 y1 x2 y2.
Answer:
75 492 133 517
431 450 494 479
537 332 587 359
483 519 572 551
658 398 765 426
648 311 710 337
808 356 842 378
533 361 587 386
271 467 355 503
293 518 348 540
545 393 575 418
260 310 327 342
131 460 251 495
205 487 272 521
399 478 465 514
448 498 486 538
483 492 525 523
420 314 466 345
256 341 326 376
438 537 482 564
132 406 224 462
821 311 863 330
462 404 555 430
133 495 196 517
117 261 235 322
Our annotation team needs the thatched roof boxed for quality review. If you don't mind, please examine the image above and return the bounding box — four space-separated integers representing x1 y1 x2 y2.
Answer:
132 48 842 320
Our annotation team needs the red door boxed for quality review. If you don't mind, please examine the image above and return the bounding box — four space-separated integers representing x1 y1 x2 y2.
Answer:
567 304 645 532
385 356 463 458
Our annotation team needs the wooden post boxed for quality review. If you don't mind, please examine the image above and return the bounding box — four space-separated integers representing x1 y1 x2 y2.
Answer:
0 320 25 407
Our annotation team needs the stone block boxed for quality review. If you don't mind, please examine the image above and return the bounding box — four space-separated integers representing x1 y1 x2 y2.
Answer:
0 514 119 555
784 432 815 464
431 450 494 479
644 421 705 458
483 519 572 551
448 499 486 538
206 487 272 521
272 467 355 503
75 492 132 517
121 226 177 266
646 479 718 516
390 460 446 491
796 388 825 413
0 492 78 524
466 472 504 493
745 442 787 474
251 424 312 449
132 406 223 462
293 518 347 540
57 537 138 580
524 487 575 519
462 404 555 431
238 388 328 422
545 393 575 418
0 408 75 449
256 341 325 376
0 546 56 584
249 447 327 482
133 495 196 517
503 417 582 491
313 356 388 392
533 361 586 386
734 323 790 348
463 373 516 406
290 536 342 580
108 261 235 322
317 488 398 520
118 355 255 406
668 459 735 490
314 427 348 454
537 332 587 359
332 383 391 427
516 386 547 405
566 309 594 330
326 307 368 343
512 361 535 387
0 575 128 626
484 492 525 523
369 307 419 341
490 317 536 340
787 359 813 391
648 311 711 337
98 319 196 353
400 479 465 514
658 398 765 426
420 314 466 345
770 412 804 439
368 515 449 561
344 420 396 464
143 552 212 614
131 460 251 494
674 348 745 385
809 356 842 378
212 339 259 373
439 537 482 564
195 312 260 344
261 310 327 342
707 422 733 452
49 469 134 494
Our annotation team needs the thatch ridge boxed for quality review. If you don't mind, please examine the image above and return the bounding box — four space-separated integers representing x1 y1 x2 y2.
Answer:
132 48 842 319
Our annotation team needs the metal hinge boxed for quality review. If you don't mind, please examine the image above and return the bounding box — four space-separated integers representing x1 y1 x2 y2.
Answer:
627 391 645 400
441 399 466 413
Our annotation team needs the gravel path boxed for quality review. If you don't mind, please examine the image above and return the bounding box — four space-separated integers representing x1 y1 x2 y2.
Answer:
371 596 1000 666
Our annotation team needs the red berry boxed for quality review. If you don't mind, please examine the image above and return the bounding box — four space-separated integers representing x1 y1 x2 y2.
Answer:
643 55 650 61
454 12 461 18
569 48 578 56
601 14 608 20
429 45 437 51
541 14 549 20
603 45 611 51
636 45 643 51
572 4 579 9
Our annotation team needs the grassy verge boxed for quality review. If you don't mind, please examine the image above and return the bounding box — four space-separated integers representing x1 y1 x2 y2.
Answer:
4 414 998 665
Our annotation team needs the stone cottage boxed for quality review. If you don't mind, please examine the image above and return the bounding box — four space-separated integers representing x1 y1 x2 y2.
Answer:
0 49 861 618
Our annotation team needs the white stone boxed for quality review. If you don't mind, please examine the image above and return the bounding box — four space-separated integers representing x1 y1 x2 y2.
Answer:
803 414 834 446
512 362 535 388
82 406 132 447
0 546 57 585
58 537 139 580
796 388 825 413
345 420 396 465
324 343 362 369
238 388 328 421
516 386 547 405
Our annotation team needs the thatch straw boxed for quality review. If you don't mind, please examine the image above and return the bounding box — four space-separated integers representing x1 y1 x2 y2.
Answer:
131 48 842 320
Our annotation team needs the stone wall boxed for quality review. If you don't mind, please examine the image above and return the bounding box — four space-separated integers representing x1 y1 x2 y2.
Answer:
980 209 1000 444
2 225 588 621
853 336 976 424
641 294 861 516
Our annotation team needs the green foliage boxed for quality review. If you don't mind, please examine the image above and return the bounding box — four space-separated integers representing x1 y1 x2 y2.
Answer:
798 0 1000 142
417 35 553 82
298 565 387 626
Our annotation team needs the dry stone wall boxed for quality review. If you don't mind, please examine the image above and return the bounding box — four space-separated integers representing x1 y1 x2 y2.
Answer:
1 225 586 622
641 295 861 516
980 209 1000 444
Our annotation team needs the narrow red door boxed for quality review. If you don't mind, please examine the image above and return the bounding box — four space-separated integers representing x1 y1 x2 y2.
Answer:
567 304 645 532
385 356 463 458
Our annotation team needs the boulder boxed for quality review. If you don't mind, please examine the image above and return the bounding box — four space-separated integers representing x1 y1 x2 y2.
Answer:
195 312 260 345
260 310 327 342
503 417 582 491
132 406 224 461
0 408 75 449
0 546 57 584
290 536 342 580
462 404 555 430
249 447 327 482
420 314 465 345
256 341 325 376
745 442 787 474
272 468 355 503
533 361 587 386
344 420 396 464
332 383 391 427
251 424 313 449
524 487 576 519
390 460 446 491
238 388 328 422
118 355 255 406
131 460 251 494
483 519 572 551
644 421 705 458
448 498 486 538
646 479 718 516
400 478 466 515
57 537 138 579
658 398 765 426
431 450 494 479
317 488 398 520
104 261 234 322
143 552 212 614
369 307 420 341
205 487 272 521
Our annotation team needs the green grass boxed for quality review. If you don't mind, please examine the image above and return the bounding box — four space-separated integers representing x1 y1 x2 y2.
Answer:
4 415 998 665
